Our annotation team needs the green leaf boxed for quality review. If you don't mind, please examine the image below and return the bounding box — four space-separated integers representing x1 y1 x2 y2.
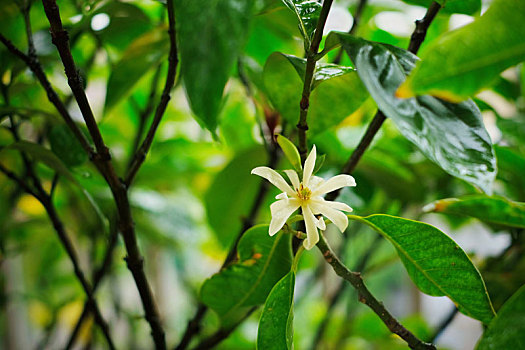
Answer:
104 29 168 112
48 124 87 168
350 214 495 324
400 0 525 100
200 225 292 327
336 34 496 194
257 270 295 350
2 141 79 185
175 0 254 133
205 147 268 248
263 52 368 136
400 0 481 15
477 284 525 349
426 195 525 229
276 134 302 172
281 0 322 46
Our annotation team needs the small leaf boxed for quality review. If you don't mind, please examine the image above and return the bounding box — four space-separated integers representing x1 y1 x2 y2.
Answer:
350 214 496 324
176 0 254 133
104 29 168 112
200 225 292 328
312 153 325 175
205 147 268 248
401 0 525 100
48 124 87 168
426 195 525 229
3 141 79 185
257 270 295 350
263 52 368 136
476 284 525 350
281 0 322 46
400 0 481 15
337 34 496 193
276 134 302 172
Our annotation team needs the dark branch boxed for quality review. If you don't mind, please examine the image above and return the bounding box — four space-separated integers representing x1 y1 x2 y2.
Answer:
316 233 436 350
408 2 442 54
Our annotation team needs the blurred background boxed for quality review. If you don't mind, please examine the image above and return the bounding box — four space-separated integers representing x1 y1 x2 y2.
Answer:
1 0 523 349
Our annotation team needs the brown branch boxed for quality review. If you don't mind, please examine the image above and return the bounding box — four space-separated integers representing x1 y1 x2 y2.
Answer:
316 233 436 350
0 163 39 199
32 0 171 347
408 2 442 54
125 0 178 186
297 0 335 162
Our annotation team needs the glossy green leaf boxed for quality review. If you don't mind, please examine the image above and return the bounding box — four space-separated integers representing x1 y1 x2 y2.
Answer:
205 147 268 248
401 0 525 100
176 0 254 133
426 195 525 229
276 134 302 172
257 270 295 350
2 141 79 185
263 52 368 136
350 214 495 324
400 0 481 15
336 34 496 194
201 225 292 327
48 124 87 168
477 284 525 349
281 0 321 46
105 29 168 112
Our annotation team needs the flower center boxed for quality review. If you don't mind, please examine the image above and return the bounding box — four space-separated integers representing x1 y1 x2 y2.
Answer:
297 183 311 202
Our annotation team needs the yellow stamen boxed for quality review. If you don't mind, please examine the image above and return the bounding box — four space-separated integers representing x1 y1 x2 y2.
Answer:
297 183 311 202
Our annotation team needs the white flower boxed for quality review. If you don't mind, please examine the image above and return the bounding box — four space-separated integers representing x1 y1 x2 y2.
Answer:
251 145 356 250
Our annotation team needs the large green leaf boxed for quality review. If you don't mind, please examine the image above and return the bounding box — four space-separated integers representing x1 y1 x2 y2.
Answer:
205 147 268 248
426 195 525 229
104 29 168 112
263 52 368 136
281 0 321 46
400 0 481 15
257 270 295 350
200 225 292 327
336 34 496 194
477 284 525 349
350 214 495 324
400 0 525 100
175 0 254 133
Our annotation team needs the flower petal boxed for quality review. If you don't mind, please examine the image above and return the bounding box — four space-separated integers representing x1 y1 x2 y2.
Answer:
311 174 356 196
284 170 300 190
269 199 300 236
309 200 349 233
302 145 316 187
325 200 353 212
275 192 288 200
252 166 294 195
302 205 319 250
316 217 326 230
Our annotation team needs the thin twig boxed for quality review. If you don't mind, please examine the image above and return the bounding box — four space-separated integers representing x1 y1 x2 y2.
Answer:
0 163 39 199
297 0 335 162
65 220 120 349
310 233 382 349
333 0 368 64
316 233 436 350
125 0 178 186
